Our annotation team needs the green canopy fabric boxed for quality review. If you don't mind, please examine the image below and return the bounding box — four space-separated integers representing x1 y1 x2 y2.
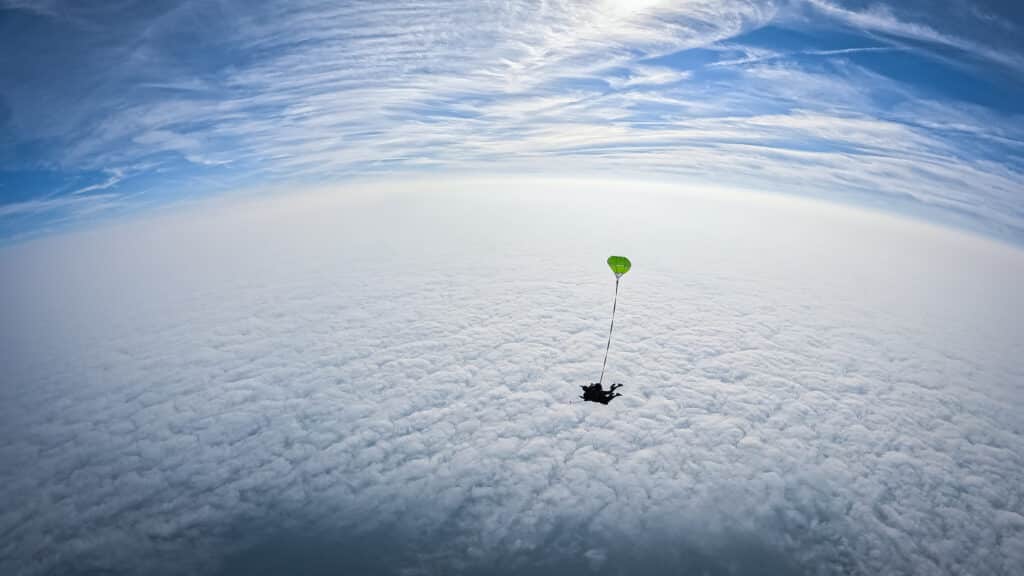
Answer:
607 255 631 278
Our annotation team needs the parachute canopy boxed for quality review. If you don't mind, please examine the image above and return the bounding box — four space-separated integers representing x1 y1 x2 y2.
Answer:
607 255 631 278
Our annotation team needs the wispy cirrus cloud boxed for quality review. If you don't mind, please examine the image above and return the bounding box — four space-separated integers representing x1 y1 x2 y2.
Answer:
801 0 1024 73
0 0 58 17
0 0 1022 241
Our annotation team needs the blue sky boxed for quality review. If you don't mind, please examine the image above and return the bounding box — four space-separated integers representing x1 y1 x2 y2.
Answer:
1 0 1022 242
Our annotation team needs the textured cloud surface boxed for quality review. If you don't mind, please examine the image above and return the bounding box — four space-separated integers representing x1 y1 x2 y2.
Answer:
1 177 1023 575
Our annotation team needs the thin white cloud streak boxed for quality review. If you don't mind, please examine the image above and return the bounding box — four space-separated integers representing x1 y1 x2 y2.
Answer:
605 65 692 89
0 0 59 16
0 192 123 218
708 45 902 68
69 168 124 195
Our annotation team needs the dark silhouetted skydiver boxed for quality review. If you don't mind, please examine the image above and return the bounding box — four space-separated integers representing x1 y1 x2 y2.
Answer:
580 382 622 404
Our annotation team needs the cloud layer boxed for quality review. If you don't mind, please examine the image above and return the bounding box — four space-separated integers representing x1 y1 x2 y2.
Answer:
1 178 1022 575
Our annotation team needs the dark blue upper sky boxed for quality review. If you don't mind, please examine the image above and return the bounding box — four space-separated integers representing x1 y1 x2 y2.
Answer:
1 0 1022 242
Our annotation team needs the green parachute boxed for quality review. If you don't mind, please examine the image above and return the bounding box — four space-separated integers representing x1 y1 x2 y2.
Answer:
581 255 631 404
607 255 631 278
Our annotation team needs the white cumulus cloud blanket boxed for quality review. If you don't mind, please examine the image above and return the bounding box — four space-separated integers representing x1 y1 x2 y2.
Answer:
1 178 1022 575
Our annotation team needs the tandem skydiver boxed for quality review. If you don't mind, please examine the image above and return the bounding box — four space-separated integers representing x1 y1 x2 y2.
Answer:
580 382 623 404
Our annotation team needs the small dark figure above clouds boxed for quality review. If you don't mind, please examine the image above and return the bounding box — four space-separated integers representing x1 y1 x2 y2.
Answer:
580 382 623 404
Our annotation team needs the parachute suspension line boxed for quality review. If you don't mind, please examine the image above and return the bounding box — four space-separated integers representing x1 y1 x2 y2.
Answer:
598 276 621 385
